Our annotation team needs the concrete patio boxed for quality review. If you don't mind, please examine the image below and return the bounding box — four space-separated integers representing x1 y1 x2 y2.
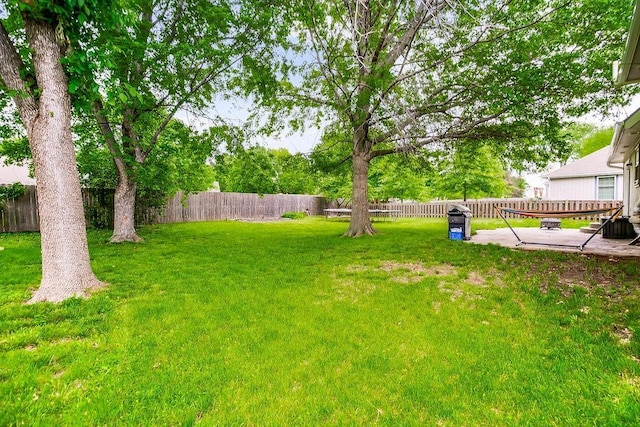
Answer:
468 227 640 257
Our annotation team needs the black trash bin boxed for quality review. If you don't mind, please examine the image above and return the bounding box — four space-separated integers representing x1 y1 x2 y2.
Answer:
601 216 638 239
447 204 472 240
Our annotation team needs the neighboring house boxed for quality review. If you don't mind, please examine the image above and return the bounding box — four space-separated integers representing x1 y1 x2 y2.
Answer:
544 147 622 200
610 0 640 228
0 157 35 186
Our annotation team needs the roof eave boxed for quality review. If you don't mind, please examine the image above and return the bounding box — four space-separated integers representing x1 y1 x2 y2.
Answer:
608 107 640 166
616 1 640 86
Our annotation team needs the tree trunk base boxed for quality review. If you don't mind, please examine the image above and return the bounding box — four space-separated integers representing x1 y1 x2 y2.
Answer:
27 277 106 304
110 232 144 243
343 223 377 237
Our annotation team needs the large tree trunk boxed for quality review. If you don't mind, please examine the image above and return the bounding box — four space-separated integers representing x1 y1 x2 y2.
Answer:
111 174 142 243
345 151 375 237
17 19 103 303
92 100 143 243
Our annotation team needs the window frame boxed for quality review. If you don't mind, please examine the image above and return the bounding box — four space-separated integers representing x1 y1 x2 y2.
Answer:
597 175 616 200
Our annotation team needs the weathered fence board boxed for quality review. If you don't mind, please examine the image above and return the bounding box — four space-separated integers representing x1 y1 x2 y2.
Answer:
1 186 621 233
370 198 621 221
152 191 327 224
0 187 328 232
0 186 39 233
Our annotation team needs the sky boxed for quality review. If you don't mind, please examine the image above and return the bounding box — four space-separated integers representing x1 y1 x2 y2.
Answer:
178 92 640 199
181 93 640 155
177 96 325 155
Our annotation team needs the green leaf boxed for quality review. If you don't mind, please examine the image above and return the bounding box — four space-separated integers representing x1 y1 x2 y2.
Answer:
68 79 81 94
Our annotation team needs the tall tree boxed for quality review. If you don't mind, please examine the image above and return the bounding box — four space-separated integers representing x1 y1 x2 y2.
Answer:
0 1 104 303
369 154 430 202
214 145 316 194
274 0 637 236
271 149 316 195
215 145 279 194
573 126 614 159
83 0 289 242
429 144 508 201
308 125 355 202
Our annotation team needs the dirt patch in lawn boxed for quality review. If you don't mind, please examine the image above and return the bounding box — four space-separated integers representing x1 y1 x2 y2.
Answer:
378 261 458 284
613 325 633 345
236 217 293 223
532 254 639 301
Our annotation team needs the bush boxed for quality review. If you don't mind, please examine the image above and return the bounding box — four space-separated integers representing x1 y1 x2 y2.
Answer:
0 183 26 211
0 182 26 201
281 211 307 220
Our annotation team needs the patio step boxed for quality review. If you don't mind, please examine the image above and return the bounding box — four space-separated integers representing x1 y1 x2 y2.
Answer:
579 222 601 234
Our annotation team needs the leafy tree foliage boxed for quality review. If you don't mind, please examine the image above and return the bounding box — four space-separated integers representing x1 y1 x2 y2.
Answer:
369 155 430 202
0 182 26 202
76 119 215 195
559 122 615 161
429 144 509 201
505 173 527 199
215 145 279 194
272 149 317 194
307 126 353 201
71 0 292 242
214 143 316 195
575 127 615 159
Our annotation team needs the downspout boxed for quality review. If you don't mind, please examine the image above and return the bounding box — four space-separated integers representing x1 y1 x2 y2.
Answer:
607 124 626 214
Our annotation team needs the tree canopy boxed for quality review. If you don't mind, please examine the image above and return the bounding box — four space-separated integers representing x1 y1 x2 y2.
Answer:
564 124 615 159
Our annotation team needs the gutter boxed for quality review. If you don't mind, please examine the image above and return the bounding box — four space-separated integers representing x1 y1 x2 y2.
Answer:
607 107 640 168
608 122 625 168
615 0 640 86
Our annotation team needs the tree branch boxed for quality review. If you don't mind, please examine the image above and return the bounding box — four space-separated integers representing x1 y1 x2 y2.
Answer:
369 107 509 159
382 0 447 68
0 22 38 130
92 98 130 180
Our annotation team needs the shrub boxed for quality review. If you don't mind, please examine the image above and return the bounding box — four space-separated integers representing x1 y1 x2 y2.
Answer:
0 183 26 210
281 211 307 220
0 182 26 201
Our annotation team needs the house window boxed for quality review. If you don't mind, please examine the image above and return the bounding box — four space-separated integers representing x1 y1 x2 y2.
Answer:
597 176 615 200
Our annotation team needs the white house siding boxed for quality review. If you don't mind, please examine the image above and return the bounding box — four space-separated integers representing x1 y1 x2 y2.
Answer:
547 175 623 200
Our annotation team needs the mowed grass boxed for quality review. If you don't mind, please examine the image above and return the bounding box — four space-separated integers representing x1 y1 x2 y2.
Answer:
1 217 639 425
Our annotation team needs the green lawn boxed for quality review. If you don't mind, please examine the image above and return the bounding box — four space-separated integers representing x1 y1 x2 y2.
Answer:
1 217 639 425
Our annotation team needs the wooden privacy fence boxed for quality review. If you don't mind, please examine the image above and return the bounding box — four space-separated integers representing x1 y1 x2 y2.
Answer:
1 187 622 233
155 191 328 224
0 186 328 232
0 185 39 233
370 198 622 220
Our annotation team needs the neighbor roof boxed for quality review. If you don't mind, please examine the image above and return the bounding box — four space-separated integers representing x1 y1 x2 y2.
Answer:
0 158 35 185
545 147 622 179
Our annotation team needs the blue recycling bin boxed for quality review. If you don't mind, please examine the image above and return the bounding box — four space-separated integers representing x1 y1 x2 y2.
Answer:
447 204 472 241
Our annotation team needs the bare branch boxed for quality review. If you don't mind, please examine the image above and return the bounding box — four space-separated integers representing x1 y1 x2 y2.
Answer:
92 97 130 180
382 0 448 68
369 107 509 159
